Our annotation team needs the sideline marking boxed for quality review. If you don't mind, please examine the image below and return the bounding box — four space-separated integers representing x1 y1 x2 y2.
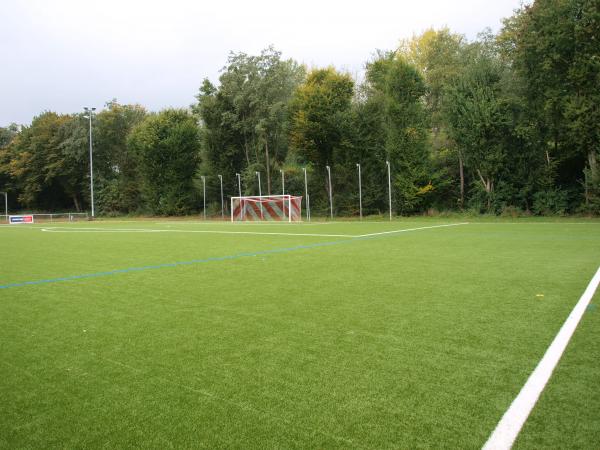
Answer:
40 227 352 238
1 223 468 290
483 265 600 450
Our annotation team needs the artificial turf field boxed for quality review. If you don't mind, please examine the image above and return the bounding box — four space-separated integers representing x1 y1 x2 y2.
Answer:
1 218 599 449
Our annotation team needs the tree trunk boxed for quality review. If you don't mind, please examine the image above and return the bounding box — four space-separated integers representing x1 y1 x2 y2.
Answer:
585 150 598 206
73 195 80 212
265 139 271 195
458 151 464 209
584 170 589 206
243 135 250 165
589 150 598 181
477 169 493 210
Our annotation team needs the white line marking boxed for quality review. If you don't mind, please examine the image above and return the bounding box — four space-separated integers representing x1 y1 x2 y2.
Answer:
40 227 353 238
6 220 599 229
40 223 471 238
468 222 600 226
483 265 600 450
357 222 469 237
41 223 469 238
154 221 334 226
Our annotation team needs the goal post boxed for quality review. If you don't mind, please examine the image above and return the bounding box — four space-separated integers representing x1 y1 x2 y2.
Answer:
230 195 302 222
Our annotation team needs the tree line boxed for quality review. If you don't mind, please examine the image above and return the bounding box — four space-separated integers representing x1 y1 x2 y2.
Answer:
1 0 598 217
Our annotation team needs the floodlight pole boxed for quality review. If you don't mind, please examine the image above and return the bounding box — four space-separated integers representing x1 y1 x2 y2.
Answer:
356 163 362 220
256 171 263 219
0 191 7 222
326 165 333 220
218 174 224 220
386 160 392 221
303 167 310 222
84 107 96 218
236 173 242 220
201 176 206 220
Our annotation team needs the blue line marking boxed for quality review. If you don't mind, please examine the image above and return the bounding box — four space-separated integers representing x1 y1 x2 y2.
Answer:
0 238 350 290
0 224 465 290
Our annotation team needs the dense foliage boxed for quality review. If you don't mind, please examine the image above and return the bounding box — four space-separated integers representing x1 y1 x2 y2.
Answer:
128 109 201 215
1 0 598 216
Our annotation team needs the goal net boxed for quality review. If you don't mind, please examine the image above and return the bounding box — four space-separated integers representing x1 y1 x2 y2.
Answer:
231 195 302 222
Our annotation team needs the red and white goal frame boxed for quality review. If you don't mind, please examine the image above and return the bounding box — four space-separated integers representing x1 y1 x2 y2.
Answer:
231 195 302 222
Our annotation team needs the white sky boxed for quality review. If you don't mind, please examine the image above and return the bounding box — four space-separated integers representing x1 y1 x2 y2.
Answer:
0 0 524 126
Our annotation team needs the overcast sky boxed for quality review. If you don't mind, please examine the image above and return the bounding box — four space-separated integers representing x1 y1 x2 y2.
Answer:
1 0 524 126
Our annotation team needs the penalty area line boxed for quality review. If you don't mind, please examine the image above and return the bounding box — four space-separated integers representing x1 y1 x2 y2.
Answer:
483 265 600 450
2 222 467 290
154 221 335 226
40 227 353 238
357 222 469 237
40 223 470 238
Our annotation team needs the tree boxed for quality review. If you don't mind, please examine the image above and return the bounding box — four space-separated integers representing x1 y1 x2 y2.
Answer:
507 0 600 212
93 101 147 214
399 28 467 208
0 124 20 200
444 42 531 212
0 123 19 148
289 67 354 213
4 112 74 210
400 28 465 123
363 53 431 213
1 104 148 214
49 115 89 211
128 109 200 215
194 47 304 196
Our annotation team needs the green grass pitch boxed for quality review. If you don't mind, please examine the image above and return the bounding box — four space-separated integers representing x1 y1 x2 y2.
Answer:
1 218 599 448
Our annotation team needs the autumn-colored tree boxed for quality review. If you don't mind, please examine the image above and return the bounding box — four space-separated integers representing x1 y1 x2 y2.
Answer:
289 67 354 213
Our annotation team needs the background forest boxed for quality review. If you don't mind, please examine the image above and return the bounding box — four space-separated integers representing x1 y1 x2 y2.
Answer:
1 0 598 217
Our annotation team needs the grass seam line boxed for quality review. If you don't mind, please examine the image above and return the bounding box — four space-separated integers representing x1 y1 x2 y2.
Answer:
0 223 468 290
482 265 600 450
97 355 362 448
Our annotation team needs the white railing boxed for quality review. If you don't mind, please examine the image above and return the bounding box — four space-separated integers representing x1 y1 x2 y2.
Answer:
1 212 89 223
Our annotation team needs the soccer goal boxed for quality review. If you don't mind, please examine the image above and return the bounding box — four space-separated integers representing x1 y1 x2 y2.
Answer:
231 195 302 222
